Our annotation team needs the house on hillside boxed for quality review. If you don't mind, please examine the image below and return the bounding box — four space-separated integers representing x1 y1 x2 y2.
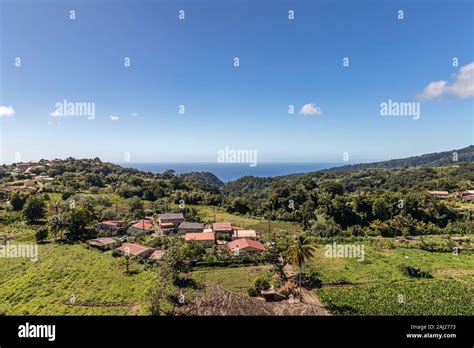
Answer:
185 232 215 246
95 220 126 236
148 250 165 261
429 191 449 198
457 190 474 197
116 243 155 259
462 195 474 202
232 229 257 240
227 238 265 254
158 213 184 233
213 222 233 234
127 219 154 235
178 222 207 235
87 237 121 250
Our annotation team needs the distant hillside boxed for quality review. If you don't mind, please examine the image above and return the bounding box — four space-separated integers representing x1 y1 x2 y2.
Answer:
222 146 474 199
180 172 224 190
321 146 473 174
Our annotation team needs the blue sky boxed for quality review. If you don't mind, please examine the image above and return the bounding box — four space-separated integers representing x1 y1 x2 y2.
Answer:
0 0 473 164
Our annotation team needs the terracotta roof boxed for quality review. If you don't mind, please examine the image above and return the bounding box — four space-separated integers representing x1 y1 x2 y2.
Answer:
429 191 449 195
91 237 117 245
213 222 232 231
228 238 265 252
463 195 474 201
130 219 154 231
185 232 215 242
149 250 165 260
117 243 155 256
98 220 124 228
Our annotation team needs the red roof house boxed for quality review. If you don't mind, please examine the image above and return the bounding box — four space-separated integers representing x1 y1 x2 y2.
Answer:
213 222 233 233
227 238 265 253
95 220 126 236
127 219 154 235
149 250 165 261
87 237 121 250
185 232 215 245
116 243 155 258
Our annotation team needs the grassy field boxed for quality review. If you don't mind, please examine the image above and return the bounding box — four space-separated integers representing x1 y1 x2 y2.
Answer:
0 243 155 315
190 265 271 294
316 280 473 315
308 239 474 315
308 242 474 285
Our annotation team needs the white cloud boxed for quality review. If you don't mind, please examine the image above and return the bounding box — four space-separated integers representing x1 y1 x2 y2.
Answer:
417 62 474 100
49 110 63 117
0 105 15 118
299 103 322 116
110 115 119 121
130 112 139 116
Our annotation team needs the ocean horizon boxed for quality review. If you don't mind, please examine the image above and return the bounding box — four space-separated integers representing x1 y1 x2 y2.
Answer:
118 162 347 182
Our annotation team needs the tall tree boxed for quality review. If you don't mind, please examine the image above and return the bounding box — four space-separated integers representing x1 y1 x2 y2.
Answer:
48 213 69 241
23 195 46 223
287 234 316 300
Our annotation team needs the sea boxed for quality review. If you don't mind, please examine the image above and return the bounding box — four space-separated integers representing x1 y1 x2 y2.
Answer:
119 162 344 183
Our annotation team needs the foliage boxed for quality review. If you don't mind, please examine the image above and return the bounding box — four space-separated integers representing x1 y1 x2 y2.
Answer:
9 191 26 211
35 228 49 243
247 274 271 297
399 265 433 278
22 195 46 223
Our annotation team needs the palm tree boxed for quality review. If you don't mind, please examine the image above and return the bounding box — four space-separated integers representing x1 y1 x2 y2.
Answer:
287 234 316 300
48 213 69 242
48 199 62 216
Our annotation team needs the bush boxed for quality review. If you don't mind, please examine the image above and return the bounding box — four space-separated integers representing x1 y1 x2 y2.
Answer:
400 265 432 278
9 192 26 211
61 190 74 201
301 269 322 289
22 195 46 223
247 275 271 297
35 228 49 243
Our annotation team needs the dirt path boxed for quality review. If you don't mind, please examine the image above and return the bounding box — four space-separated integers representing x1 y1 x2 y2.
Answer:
300 288 331 315
284 265 331 315
127 303 140 315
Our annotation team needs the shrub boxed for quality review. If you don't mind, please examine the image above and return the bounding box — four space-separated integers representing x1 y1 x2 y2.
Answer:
35 228 49 243
22 195 46 223
301 269 322 289
61 190 74 201
247 275 271 297
10 192 26 211
400 265 432 278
